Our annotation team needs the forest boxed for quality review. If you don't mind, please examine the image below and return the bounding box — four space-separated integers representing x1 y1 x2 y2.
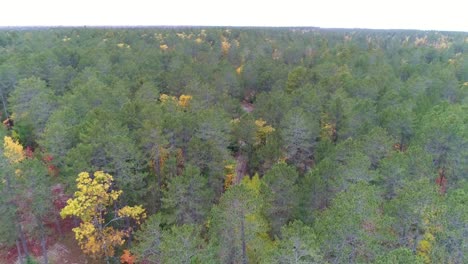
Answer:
0 27 466 264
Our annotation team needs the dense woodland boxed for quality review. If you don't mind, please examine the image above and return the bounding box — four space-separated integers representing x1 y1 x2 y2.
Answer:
0 27 466 264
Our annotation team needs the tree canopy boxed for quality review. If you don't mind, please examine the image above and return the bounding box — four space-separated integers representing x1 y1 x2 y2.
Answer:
0 27 466 263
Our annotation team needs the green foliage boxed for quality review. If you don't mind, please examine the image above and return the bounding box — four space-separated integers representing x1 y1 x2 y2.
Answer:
189 107 231 182
0 131 18 246
269 220 324 263
9 76 57 139
379 95 414 146
417 103 467 186
254 89 291 127
0 28 466 263
19 158 53 220
286 66 308 93
359 127 394 168
25 256 39 264
161 165 213 225
132 213 163 264
436 181 468 263
375 248 424 264
261 163 299 235
314 183 393 263
377 152 409 199
65 108 147 202
159 224 205 264
132 214 205 263
208 183 270 264
281 107 319 171
385 179 445 256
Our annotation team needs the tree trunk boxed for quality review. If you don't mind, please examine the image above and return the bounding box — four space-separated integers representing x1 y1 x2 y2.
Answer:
411 226 420 253
399 133 405 151
235 154 247 185
0 85 8 117
240 208 247 264
54 214 63 237
72 216 79 227
18 224 29 258
38 219 49 264
126 217 132 248
16 239 24 264
154 148 161 191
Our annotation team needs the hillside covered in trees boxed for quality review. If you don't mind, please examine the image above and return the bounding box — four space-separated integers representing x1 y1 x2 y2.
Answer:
0 27 467 264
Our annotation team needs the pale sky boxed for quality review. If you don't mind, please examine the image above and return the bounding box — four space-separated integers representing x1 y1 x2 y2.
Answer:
1 0 467 32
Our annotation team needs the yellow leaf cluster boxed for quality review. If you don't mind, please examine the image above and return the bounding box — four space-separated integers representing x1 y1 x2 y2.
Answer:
159 93 192 108
61 171 122 222
176 32 187 39
230 118 240 124
320 113 336 141
75 224 125 257
277 156 287 164
118 205 147 224
159 44 169 51
157 146 170 171
272 48 282 60
418 240 431 253
254 119 268 129
221 39 231 56
321 122 335 140
178 94 192 108
255 119 275 145
61 171 147 259
224 163 235 190
117 43 130 49
160 93 177 104
154 33 164 41
415 36 428 46
200 29 207 37
417 211 439 264
73 222 96 242
241 174 261 197
417 233 435 264
102 227 126 254
236 64 244 75
3 136 24 163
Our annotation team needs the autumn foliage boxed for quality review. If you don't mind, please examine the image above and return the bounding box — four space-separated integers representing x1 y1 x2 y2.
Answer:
3 136 25 163
120 250 136 264
60 171 146 259
254 119 275 146
159 93 192 108
224 163 235 190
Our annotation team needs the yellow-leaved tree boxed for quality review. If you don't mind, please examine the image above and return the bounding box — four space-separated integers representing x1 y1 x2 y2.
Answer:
3 136 24 163
60 171 146 262
159 93 192 108
254 119 275 146
178 94 192 108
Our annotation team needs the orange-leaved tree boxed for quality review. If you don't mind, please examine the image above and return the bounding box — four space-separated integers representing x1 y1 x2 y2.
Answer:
60 171 146 262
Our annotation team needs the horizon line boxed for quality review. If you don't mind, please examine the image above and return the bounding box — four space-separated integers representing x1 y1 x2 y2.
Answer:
0 25 466 33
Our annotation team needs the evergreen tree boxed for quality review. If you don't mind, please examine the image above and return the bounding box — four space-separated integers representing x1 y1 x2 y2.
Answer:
161 165 213 225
